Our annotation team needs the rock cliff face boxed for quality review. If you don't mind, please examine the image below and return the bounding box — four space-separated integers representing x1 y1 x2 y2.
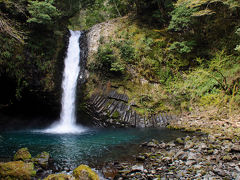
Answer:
78 30 89 85
86 18 121 62
85 88 176 128
80 17 177 127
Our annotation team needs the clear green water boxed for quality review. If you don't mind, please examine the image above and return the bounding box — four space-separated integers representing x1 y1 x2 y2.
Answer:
0 128 189 170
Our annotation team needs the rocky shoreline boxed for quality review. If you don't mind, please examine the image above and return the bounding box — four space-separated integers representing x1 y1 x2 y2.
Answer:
101 111 240 179
1 111 240 179
103 135 240 179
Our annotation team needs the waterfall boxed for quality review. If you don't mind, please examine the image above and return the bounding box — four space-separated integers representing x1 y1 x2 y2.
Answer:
44 30 86 134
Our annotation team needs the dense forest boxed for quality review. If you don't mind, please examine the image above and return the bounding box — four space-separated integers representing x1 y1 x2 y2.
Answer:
0 0 240 116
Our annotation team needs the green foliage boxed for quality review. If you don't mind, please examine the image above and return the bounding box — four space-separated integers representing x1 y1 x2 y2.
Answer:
97 44 116 69
108 0 132 17
157 67 174 84
69 0 133 29
0 0 72 102
170 51 240 108
110 62 125 72
27 0 60 24
169 41 195 54
235 45 240 52
84 0 106 28
112 110 120 119
168 3 198 32
199 93 225 107
91 43 125 74
235 28 240 52
119 40 135 62
132 0 174 25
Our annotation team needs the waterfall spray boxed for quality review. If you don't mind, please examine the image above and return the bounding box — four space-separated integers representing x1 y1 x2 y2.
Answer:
44 30 86 134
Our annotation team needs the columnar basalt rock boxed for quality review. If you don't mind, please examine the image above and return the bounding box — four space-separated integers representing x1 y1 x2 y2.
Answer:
86 89 177 128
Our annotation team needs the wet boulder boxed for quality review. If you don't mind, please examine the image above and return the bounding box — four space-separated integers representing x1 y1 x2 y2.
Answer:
231 144 240 152
13 147 31 161
32 151 50 169
176 138 184 145
73 164 99 180
0 161 36 179
44 173 74 180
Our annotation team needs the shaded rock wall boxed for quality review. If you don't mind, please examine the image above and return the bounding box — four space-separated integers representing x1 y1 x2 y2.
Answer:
82 17 179 128
78 31 89 85
85 88 177 128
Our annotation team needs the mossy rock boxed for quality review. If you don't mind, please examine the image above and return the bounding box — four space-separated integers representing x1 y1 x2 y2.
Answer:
222 155 232 161
176 138 184 145
32 151 50 169
44 173 74 180
13 147 31 161
73 165 99 180
0 161 36 179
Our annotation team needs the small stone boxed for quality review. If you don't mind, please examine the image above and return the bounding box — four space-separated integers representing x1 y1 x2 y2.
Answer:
236 166 240 172
162 157 172 163
151 170 156 174
185 136 191 141
176 138 184 145
159 142 166 149
184 141 194 149
136 155 145 161
186 160 196 166
102 165 118 179
174 150 185 159
147 142 158 148
222 155 232 161
193 164 202 169
207 149 214 154
213 149 219 155
199 143 207 150
208 135 216 142
188 152 197 160
167 142 175 148
213 168 226 177
231 145 240 152
131 164 144 172
177 170 186 177
152 139 159 144
32 151 50 169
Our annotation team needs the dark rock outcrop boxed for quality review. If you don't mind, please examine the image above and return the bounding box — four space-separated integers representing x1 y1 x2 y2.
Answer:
78 30 89 85
85 89 177 128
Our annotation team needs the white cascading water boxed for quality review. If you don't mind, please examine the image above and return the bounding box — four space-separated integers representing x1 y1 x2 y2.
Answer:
44 30 86 134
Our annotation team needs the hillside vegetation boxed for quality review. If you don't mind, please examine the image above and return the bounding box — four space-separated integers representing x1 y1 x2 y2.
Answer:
83 0 240 117
0 0 240 118
0 0 93 111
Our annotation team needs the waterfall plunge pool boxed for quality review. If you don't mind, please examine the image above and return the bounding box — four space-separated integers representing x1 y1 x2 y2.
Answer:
0 127 191 170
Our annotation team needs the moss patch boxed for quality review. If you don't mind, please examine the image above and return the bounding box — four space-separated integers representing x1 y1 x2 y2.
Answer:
13 147 31 161
44 173 74 180
112 110 120 119
0 161 36 179
73 165 99 180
